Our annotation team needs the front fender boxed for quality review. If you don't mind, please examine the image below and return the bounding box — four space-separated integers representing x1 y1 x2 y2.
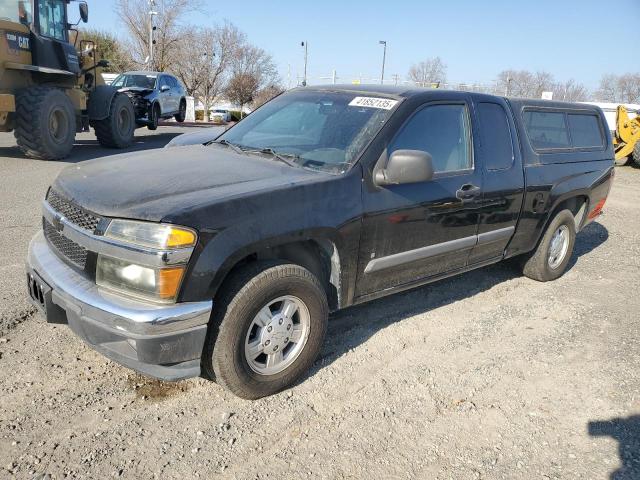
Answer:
87 85 118 121
179 227 356 307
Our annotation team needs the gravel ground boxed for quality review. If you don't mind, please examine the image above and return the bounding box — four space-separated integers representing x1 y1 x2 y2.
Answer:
0 131 638 479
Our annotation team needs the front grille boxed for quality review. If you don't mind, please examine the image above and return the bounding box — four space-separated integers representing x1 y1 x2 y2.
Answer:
47 189 102 232
43 219 88 268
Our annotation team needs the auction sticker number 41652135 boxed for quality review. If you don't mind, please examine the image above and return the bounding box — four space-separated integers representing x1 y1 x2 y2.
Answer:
348 96 398 110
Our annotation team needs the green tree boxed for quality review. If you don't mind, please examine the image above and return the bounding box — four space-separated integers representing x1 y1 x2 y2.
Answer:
79 28 133 73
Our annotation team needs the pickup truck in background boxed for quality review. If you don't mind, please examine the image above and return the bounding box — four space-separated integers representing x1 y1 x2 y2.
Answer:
26 86 614 399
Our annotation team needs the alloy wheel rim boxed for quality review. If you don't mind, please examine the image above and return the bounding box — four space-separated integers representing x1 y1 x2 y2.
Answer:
548 225 569 269
244 295 310 375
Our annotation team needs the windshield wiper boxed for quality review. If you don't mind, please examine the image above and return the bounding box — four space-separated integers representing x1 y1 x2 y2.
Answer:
213 139 245 155
259 148 299 168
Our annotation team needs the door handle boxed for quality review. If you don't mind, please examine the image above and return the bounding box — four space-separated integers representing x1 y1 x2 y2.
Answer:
456 184 481 202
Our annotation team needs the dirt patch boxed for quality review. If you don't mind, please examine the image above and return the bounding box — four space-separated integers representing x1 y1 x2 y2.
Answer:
126 374 190 401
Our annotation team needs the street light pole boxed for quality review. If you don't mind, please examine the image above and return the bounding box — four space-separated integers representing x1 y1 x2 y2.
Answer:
379 40 387 85
148 0 157 69
301 41 308 86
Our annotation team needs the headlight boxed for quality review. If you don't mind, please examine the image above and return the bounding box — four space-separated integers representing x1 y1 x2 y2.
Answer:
105 219 196 249
97 220 197 303
96 255 185 303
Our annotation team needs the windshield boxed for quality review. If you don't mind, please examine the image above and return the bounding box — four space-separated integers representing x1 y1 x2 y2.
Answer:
0 1 33 25
112 74 157 89
217 90 398 173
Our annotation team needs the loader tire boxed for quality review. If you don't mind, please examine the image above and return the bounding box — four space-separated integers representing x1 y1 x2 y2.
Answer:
93 93 135 148
14 87 75 160
633 141 640 167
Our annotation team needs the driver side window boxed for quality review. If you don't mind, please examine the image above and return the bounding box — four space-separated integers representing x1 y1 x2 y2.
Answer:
390 104 472 173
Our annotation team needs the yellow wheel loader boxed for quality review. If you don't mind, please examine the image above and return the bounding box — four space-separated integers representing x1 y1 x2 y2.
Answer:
613 105 640 167
0 0 135 160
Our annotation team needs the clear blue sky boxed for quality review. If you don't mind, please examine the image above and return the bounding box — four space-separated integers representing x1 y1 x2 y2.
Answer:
86 0 639 91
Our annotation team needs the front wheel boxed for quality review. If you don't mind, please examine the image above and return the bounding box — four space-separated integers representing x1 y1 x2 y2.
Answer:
522 209 576 282
147 103 160 130
93 93 135 148
202 262 328 399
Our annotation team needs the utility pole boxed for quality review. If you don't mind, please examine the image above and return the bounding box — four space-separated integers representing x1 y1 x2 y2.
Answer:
379 40 387 85
391 73 399 86
332 69 337 84
148 0 157 69
301 41 308 86
506 76 512 96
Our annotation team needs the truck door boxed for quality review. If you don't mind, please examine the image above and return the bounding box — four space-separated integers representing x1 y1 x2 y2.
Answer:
466 100 524 265
355 99 483 298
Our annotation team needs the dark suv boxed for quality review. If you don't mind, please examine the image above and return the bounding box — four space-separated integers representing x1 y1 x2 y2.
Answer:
111 71 187 130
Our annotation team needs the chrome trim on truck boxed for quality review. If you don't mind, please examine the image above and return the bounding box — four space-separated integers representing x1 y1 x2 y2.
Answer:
42 200 193 266
364 226 516 274
27 231 212 335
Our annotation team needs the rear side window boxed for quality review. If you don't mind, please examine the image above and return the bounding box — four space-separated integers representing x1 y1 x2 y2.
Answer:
477 102 514 170
567 114 603 148
523 111 570 149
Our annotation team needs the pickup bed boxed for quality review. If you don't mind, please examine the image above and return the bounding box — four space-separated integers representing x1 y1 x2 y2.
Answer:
26 86 614 399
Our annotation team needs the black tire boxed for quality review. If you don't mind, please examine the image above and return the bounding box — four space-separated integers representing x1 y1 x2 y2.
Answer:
633 141 640 167
93 93 135 149
174 99 186 123
202 262 328 399
14 87 75 160
147 103 160 130
522 209 576 282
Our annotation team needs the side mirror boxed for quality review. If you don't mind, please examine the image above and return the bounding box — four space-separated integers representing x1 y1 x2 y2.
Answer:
160 85 171 92
375 149 434 186
79 2 88 23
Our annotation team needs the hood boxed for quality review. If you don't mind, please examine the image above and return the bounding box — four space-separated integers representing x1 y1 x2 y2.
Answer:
52 145 320 223
165 127 224 148
119 87 154 96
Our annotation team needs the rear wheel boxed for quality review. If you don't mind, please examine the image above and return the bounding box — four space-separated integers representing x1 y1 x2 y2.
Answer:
174 99 186 122
202 262 328 399
147 103 160 130
522 209 576 282
14 87 75 160
93 93 135 148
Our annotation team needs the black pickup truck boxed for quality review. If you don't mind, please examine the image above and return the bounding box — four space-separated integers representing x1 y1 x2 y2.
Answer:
26 86 613 399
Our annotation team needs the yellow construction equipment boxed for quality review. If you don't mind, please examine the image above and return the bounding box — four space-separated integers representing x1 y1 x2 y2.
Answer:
0 1 135 160
613 105 640 166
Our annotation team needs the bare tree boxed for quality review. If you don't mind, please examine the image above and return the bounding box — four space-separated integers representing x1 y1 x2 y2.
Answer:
114 0 199 71
226 44 279 117
407 57 447 87
251 84 285 109
596 73 640 103
553 79 589 102
226 73 260 117
497 69 569 99
173 23 244 120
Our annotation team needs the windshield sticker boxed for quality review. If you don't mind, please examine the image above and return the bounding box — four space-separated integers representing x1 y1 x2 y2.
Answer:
349 97 398 110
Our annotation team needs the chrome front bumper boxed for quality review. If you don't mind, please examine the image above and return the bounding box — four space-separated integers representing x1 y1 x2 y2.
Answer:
27 231 212 381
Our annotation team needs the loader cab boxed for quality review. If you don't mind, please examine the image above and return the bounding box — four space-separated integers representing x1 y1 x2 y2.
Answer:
29 0 83 74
